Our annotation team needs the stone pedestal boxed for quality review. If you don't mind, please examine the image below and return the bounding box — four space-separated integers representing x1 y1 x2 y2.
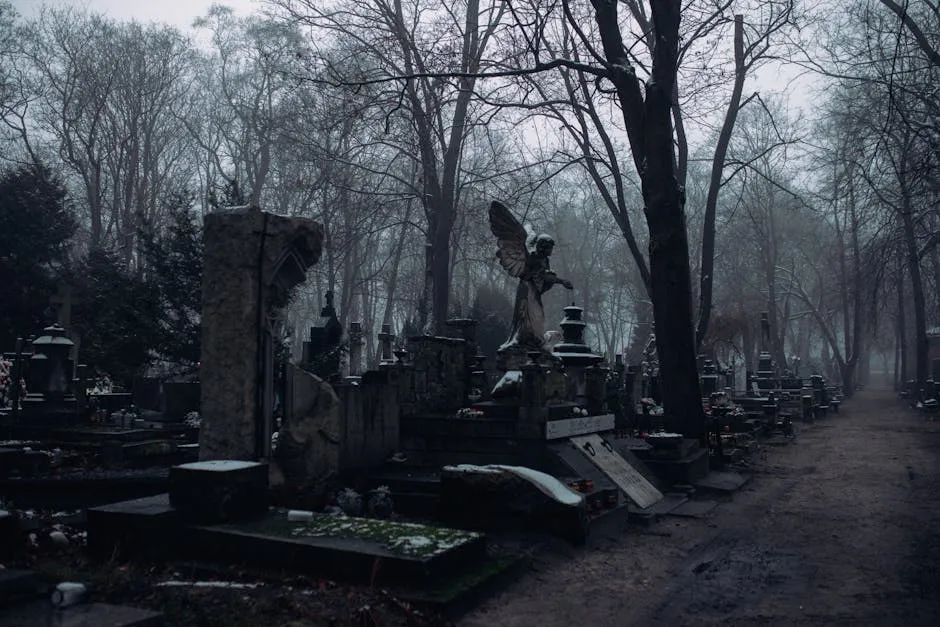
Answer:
198 207 322 461
169 460 269 524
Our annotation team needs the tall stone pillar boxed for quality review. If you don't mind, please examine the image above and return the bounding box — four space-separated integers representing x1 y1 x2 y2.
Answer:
199 206 323 461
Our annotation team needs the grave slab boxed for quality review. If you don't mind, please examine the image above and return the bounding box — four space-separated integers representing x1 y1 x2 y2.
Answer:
180 509 486 583
693 469 750 494
667 499 718 519
0 601 162 627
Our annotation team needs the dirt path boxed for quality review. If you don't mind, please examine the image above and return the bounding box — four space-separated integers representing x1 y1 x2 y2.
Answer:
461 387 940 627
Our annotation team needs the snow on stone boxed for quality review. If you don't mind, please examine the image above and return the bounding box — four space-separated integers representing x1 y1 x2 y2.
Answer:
389 535 433 551
156 580 263 589
443 464 503 474
492 370 522 395
177 460 260 471
647 432 683 438
489 465 583 506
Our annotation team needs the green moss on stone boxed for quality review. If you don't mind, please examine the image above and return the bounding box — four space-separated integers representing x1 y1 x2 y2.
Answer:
226 510 481 559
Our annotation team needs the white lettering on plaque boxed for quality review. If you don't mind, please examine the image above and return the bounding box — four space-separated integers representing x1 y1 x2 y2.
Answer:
545 413 615 440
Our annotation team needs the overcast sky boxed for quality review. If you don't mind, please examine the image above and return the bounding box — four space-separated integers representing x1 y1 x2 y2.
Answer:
10 0 259 30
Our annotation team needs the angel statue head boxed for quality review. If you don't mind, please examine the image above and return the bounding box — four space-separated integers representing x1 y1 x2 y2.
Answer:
489 201 572 352
533 234 554 257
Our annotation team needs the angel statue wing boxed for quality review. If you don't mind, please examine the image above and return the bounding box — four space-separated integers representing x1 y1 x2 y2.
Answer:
489 201 529 278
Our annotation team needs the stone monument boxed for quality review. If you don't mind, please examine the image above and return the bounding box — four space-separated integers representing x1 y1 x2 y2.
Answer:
489 201 572 363
198 206 323 461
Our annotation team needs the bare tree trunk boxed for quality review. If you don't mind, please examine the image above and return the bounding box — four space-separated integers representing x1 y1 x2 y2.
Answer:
898 264 907 386
697 14 745 349
588 0 706 437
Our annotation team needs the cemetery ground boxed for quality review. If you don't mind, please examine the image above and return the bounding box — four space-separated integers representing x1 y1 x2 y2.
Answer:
4 385 940 626
462 385 940 627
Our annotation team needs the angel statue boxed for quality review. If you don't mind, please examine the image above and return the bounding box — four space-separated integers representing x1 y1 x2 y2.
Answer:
489 201 573 352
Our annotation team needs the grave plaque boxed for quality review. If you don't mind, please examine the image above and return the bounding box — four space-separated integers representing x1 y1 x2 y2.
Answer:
545 413 615 440
569 433 663 509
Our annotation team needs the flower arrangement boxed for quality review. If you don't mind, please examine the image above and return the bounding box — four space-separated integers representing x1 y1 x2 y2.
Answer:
455 407 484 419
0 357 26 408
570 407 589 417
183 411 201 429
88 374 113 395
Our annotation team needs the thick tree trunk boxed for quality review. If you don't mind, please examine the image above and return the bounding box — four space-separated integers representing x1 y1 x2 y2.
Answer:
901 185 928 384
430 218 452 334
641 4 704 440
590 0 703 438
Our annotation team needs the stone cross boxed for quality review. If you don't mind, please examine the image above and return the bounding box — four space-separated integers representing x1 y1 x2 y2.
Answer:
48 284 73 329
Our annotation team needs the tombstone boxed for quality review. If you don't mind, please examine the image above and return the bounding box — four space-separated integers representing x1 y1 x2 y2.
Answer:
20 324 78 423
301 291 343 379
198 206 323 462
700 359 719 396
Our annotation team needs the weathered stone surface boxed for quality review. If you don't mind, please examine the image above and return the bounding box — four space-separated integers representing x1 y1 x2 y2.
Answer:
273 366 340 490
199 206 323 461
406 336 468 414
168 460 268 524
335 372 400 473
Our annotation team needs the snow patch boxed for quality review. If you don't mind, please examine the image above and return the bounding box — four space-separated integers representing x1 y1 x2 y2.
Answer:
490 465 583 506
156 580 263 589
176 460 261 472
443 464 503 474
388 535 433 551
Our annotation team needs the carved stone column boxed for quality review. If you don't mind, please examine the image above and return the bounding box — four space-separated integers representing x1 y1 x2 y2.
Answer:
199 206 323 461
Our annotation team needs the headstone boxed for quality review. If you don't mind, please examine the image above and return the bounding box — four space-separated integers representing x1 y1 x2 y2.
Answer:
302 291 343 376
19 325 78 422
198 206 323 461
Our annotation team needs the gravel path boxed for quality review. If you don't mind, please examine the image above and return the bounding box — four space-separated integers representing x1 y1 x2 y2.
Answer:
461 386 940 627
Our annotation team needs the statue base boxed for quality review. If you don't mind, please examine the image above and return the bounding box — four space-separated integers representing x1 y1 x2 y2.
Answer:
492 345 566 404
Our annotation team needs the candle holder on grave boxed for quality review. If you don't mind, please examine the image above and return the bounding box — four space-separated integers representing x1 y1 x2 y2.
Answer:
20 324 78 423
393 348 409 365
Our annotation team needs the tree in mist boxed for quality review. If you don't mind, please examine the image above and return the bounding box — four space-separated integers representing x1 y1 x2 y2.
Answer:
0 162 76 349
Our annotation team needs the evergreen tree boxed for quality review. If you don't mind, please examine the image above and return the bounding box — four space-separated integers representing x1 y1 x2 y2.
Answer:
0 163 76 349
140 196 203 374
